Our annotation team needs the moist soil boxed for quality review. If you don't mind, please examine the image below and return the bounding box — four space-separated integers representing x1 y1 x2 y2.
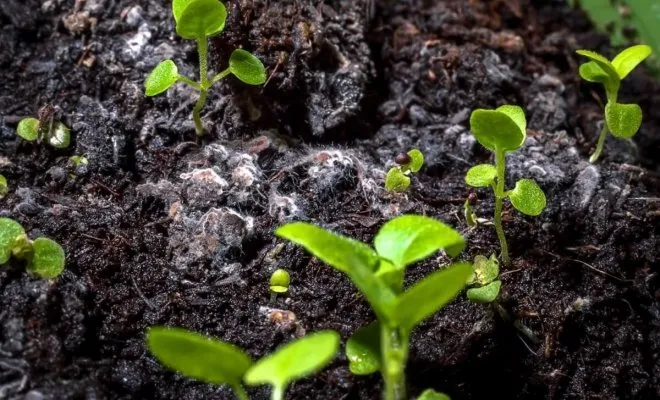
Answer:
1 0 659 399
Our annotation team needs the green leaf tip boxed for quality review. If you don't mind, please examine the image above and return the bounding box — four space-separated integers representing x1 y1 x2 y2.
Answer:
605 102 643 139
26 237 66 279
0 218 25 264
147 326 253 386
244 330 340 389
48 122 71 149
509 179 546 216
270 269 290 293
465 164 496 187
0 175 7 199
470 106 526 152
145 60 179 96
418 389 451 400
405 149 424 173
385 167 411 192
467 280 501 304
175 0 227 39
17 118 40 141
611 45 652 80
346 321 381 375
374 214 466 268
229 49 267 85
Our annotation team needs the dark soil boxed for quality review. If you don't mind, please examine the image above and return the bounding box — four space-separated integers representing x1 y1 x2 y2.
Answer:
1 0 659 399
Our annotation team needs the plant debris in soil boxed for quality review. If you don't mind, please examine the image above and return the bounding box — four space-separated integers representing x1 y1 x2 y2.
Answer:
0 0 659 399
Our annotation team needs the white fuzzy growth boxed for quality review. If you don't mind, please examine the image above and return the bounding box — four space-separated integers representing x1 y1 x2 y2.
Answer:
307 150 353 178
268 193 300 221
180 168 229 188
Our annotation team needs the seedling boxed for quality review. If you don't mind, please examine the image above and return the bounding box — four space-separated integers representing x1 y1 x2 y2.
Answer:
576 45 652 162
466 105 546 265
418 389 451 400
0 175 7 199
385 149 424 192
276 215 471 400
16 116 70 149
0 218 66 279
145 0 267 135
147 327 339 400
465 254 501 304
269 268 290 302
463 192 478 227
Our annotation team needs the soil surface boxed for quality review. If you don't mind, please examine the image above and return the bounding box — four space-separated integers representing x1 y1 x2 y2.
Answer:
1 0 659 399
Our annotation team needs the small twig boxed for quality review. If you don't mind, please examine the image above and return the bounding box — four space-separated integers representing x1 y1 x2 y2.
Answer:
131 276 155 310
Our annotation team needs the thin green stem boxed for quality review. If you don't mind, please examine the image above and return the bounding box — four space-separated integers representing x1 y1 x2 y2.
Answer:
494 150 509 265
212 67 232 85
271 385 284 400
192 37 209 136
177 75 201 90
233 385 249 400
380 324 408 400
589 119 609 163
192 89 208 136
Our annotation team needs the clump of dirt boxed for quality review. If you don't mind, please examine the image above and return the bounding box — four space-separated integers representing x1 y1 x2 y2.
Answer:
0 0 659 399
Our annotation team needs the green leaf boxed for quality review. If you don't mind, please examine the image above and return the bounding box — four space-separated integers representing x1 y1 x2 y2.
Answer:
575 49 620 82
0 218 25 264
467 280 501 304
385 168 410 192
508 179 546 216
145 60 179 96
394 262 472 331
342 252 397 321
26 237 65 279
465 164 496 188
374 215 465 269
0 174 7 199
406 149 424 173
47 122 70 149
346 321 381 375
418 389 451 400
612 45 652 79
176 0 227 39
269 269 290 293
275 222 379 275
244 330 340 389
472 254 499 285
469 109 526 152
16 118 40 141
229 49 266 85
147 326 253 387
496 105 526 136
605 102 643 139
172 0 195 23
579 61 612 84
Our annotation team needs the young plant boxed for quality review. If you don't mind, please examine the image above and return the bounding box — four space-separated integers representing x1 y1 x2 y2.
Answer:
466 105 546 265
0 174 7 199
276 215 471 400
0 218 66 279
269 268 290 302
465 254 500 304
16 116 70 149
385 149 424 193
147 327 339 400
576 45 652 162
145 0 267 136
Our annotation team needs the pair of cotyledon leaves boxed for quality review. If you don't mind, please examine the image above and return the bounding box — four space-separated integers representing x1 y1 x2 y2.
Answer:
577 45 652 139
16 118 71 149
385 149 424 192
276 215 472 376
147 327 339 396
144 0 266 96
0 218 66 279
465 105 546 217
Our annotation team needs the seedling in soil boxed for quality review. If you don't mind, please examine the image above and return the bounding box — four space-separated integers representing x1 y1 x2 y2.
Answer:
68 155 89 178
0 174 7 199
146 327 339 400
576 45 652 162
466 105 546 265
269 268 290 302
16 116 70 149
464 192 478 227
276 215 471 400
144 0 267 136
0 218 66 279
385 149 424 192
465 254 501 304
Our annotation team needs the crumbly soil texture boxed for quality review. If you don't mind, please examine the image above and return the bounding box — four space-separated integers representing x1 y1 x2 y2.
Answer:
1 0 659 399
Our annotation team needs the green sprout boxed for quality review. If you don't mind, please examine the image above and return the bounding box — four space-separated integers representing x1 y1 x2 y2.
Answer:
0 175 7 199
16 117 70 149
465 254 501 304
385 149 424 193
269 268 290 302
145 0 267 136
0 218 66 279
466 105 546 265
418 389 451 400
276 215 471 400
576 45 652 162
146 327 339 400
